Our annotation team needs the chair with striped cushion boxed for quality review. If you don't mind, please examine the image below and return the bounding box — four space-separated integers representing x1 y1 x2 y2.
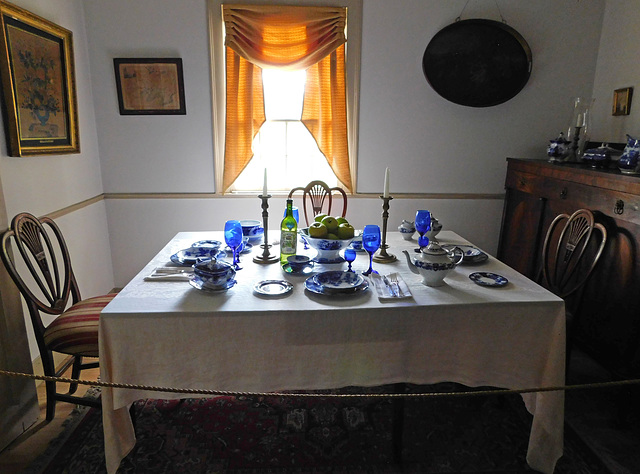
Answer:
1 212 116 420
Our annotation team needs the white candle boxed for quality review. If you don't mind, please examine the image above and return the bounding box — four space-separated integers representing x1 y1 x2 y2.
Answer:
262 168 268 196
383 168 390 198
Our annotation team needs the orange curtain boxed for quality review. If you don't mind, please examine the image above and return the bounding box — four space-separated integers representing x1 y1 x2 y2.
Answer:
222 4 352 192
301 44 350 190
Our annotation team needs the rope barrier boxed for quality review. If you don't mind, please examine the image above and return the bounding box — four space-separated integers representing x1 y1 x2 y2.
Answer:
2 368 640 399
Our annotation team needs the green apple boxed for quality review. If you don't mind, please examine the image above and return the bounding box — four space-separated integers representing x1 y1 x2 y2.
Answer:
308 222 328 238
321 216 339 234
326 233 339 240
336 217 349 225
314 213 328 223
336 223 355 239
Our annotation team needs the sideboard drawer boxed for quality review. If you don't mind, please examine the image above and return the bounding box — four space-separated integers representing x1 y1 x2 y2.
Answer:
505 168 640 226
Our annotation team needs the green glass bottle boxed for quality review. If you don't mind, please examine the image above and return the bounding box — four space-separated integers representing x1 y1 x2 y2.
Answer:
280 199 298 265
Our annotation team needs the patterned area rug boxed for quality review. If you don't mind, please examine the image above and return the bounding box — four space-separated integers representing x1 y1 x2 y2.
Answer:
30 383 611 473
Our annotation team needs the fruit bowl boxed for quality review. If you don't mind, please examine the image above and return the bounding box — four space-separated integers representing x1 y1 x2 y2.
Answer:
299 228 357 264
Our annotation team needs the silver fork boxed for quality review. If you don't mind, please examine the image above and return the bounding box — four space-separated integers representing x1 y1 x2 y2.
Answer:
388 273 402 297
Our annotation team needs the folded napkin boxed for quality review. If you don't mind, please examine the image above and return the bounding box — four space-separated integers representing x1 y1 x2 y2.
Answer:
370 273 412 300
144 265 193 282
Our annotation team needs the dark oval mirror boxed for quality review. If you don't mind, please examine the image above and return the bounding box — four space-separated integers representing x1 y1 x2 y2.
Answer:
422 19 532 108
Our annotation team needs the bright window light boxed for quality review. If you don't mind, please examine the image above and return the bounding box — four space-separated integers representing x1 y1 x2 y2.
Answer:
230 68 339 193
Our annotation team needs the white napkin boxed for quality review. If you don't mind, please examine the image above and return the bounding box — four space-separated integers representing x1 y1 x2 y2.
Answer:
370 273 412 300
144 265 193 282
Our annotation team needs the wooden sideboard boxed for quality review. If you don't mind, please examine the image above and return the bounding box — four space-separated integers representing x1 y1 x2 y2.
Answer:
498 158 640 378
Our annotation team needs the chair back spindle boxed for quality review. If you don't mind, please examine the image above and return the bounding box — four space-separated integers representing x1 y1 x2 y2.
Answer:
288 180 348 226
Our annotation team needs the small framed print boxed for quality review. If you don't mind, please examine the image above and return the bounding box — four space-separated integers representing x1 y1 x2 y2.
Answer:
0 1 80 156
113 58 186 115
612 87 633 116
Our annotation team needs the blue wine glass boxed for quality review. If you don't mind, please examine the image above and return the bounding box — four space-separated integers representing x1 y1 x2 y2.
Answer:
224 220 243 270
362 225 381 276
284 206 300 225
344 247 356 272
415 210 431 248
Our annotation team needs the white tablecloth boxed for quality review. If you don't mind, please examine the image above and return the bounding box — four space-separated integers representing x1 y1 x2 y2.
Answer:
100 231 565 474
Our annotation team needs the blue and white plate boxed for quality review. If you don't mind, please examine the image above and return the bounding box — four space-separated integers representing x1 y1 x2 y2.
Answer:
304 271 369 295
189 274 236 293
191 240 222 249
469 272 508 287
171 248 226 266
442 245 488 264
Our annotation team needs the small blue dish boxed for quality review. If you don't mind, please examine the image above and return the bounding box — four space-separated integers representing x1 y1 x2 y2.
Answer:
469 272 508 287
287 255 311 271
282 262 314 275
240 219 264 243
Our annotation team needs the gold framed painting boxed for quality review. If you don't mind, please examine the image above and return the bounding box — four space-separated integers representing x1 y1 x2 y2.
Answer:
612 87 633 116
0 1 79 156
113 58 186 115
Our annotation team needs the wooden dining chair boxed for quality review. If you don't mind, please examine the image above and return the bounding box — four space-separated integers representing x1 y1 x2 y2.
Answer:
288 180 348 226
1 212 117 420
539 209 607 369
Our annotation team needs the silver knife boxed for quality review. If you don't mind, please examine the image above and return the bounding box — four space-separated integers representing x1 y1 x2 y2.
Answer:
382 275 397 297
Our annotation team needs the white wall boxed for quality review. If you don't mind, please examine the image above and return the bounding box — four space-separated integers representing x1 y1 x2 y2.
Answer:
6 0 638 357
0 0 114 359
82 0 606 286
590 0 640 143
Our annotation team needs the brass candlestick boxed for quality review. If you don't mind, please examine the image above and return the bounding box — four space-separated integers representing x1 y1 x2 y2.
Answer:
253 194 279 264
373 195 397 263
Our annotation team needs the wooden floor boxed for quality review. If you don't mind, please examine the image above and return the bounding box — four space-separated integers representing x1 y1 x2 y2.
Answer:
0 363 100 473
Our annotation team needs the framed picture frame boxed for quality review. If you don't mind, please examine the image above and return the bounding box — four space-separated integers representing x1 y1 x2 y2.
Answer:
612 87 633 116
0 1 79 156
113 58 186 115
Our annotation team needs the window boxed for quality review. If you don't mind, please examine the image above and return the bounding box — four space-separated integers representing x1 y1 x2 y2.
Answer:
231 69 339 192
208 0 362 194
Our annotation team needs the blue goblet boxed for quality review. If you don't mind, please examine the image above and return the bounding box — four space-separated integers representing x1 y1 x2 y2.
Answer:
362 225 381 276
415 210 431 249
224 220 243 270
344 247 356 272
284 206 300 225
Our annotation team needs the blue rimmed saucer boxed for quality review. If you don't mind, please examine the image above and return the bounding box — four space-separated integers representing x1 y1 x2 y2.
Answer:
189 274 237 293
224 243 253 255
442 245 488 264
469 272 508 287
282 262 314 275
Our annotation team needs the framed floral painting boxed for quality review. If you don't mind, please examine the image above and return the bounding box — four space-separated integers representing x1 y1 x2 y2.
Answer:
0 1 79 156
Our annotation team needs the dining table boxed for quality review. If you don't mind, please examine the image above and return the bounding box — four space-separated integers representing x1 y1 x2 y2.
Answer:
99 230 565 474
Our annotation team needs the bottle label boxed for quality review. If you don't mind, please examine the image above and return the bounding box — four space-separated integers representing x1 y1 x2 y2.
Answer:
281 231 297 254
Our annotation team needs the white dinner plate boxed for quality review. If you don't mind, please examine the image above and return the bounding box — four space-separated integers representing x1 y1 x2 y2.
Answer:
254 279 293 296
